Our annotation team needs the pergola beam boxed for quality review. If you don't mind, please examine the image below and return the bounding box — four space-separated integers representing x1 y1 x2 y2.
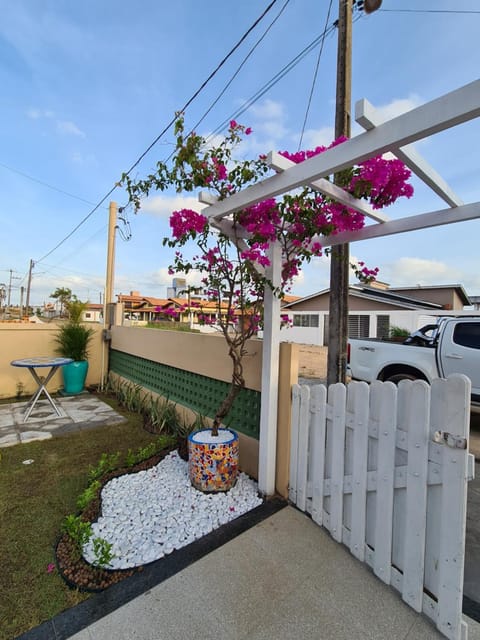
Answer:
202 79 480 221
268 151 390 223
355 98 464 208
311 201 480 248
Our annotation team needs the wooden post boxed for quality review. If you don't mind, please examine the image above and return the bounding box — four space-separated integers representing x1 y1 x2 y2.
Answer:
105 201 117 307
327 0 352 386
101 201 117 389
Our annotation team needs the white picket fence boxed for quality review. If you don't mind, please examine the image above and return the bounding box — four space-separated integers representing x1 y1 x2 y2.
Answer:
289 375 475 640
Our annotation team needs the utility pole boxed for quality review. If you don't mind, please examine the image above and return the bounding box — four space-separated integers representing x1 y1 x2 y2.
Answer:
101 201 117 390
327 0 352 386
327 0 382 386
25 259 34 319
105 201 117 309
20 286 24 319
6 269 21 318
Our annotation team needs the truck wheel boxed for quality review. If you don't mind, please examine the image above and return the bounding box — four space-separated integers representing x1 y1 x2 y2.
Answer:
385 373 417 384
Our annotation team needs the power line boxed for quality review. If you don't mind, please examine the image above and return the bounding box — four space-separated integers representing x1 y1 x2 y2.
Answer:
207 23 338 141
188 0 292 135
380 8 480 14
0 161 99 206
35 0 279 265
298 0 335 150
40 261 105 280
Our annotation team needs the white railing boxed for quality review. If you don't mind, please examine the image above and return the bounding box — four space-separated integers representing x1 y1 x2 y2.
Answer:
290 375 474 640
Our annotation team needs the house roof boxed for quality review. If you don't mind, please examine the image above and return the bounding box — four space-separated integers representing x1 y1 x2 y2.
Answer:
281 294 302 306
388 284 471 306
282 285 444 311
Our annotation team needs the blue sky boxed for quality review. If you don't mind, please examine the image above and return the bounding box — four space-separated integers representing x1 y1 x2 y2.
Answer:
1 0 479 308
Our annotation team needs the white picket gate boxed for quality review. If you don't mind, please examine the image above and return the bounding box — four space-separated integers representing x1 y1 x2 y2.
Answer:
289 375 475 640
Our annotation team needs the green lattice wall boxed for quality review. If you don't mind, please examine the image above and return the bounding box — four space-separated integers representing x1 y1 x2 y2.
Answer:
109 349 260 439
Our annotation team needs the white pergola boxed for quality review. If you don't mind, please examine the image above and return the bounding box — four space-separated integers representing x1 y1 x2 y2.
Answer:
200 79 480 496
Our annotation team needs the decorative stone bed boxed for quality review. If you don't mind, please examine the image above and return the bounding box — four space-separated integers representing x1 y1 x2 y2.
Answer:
56 449 263 591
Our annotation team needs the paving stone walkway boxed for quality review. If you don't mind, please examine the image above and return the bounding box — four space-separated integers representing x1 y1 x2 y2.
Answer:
0 394 126 448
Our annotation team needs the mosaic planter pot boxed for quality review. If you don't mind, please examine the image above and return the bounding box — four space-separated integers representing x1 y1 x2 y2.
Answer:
188 429 239 493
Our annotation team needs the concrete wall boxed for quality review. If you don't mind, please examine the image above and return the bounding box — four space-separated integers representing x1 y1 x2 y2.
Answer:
111 326 262 391
0 323 105 399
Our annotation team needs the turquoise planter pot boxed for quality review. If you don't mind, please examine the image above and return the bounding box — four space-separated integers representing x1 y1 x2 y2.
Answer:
62 360 89 395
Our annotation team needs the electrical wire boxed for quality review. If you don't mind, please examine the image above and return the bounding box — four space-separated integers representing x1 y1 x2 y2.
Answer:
380 9 480 14
207 21 339 141
0 162 100 207
34 0 279 265
40 260 105 279
297 0 334 150
188 0 291 135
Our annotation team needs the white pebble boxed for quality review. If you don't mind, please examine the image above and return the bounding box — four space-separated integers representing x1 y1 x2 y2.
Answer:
81 450 262 569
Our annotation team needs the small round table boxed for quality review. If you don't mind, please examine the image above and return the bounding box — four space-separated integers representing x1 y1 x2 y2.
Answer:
11 357 74 422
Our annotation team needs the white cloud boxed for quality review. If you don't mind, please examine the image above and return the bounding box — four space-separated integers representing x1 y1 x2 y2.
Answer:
247 98 285 123
295 126 336 150
26 108 54 119
150 267 173 286
26 109 85 138
376 95 422 121
384 257 462 286
57 120 86 137
352 94 423 137
142 195 203 218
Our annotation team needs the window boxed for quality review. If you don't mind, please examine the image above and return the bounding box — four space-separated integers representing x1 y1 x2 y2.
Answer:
85 312 91 319
453 323 480 350
376 315 390 340
293 314 319 328
323 314 370 343
348 315 370 338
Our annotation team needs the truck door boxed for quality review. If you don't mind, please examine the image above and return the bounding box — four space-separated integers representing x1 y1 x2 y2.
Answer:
439 320 480 399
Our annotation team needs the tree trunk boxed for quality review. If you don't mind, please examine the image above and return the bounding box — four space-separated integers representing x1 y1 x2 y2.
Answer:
212 345 245 436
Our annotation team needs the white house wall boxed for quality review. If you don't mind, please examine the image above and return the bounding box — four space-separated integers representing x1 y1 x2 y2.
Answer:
279 310 454 346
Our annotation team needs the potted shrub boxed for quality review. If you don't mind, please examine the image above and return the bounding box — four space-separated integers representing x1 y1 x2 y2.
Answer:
123 116 413 492
54 298 94 394
388 325 411 342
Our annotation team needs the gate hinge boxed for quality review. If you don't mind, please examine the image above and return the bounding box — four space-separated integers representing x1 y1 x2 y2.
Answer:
433 430 467 449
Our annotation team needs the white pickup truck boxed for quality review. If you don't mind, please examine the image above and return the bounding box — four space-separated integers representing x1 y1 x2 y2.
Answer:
347 316 480 407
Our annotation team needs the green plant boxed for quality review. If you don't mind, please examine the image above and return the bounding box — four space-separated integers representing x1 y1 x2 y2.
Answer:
91 537 116 568
143 396 179 434
53 295 94 362
54 321 94 361
124 434 175 467
88 452 120 482
123 383 143 413
76 480 101 510
124 448 138 468
61 515 93 557
65 298 89 323
389 325 410 338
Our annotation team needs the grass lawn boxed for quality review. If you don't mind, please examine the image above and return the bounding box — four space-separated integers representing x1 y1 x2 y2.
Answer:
0 395 165 640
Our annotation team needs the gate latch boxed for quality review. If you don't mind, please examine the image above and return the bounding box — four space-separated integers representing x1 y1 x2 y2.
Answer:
433 431 467 449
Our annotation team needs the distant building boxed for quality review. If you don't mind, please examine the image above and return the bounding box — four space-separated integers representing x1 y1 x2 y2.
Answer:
82 303 103 323
280 283 472 346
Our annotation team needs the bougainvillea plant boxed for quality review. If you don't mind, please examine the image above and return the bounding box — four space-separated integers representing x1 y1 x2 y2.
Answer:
123 116 413 436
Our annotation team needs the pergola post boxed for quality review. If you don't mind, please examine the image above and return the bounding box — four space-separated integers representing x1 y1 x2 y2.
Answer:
258 240 282 496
